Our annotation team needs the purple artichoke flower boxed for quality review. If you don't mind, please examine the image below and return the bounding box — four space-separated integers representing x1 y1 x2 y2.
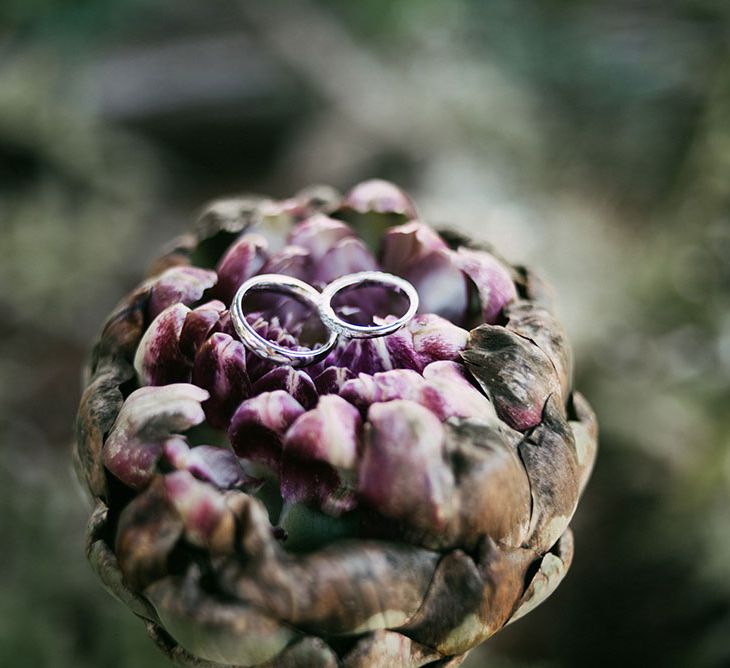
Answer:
75 181 597 667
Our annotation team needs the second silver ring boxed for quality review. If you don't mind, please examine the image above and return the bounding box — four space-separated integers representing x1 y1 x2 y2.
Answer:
319 271 420 339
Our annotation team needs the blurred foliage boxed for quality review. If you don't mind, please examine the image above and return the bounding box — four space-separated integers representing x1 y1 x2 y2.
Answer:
1 1 729 667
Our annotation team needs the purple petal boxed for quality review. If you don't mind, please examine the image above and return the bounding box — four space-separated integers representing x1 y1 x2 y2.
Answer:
313 366 355 395
179 300 225 360
228 390 306 469
422 361 497 421
185 445 254 489
341 180 418 218
450 247 517 324
406 313 469 365
279 395 362 516
311 238 379 284
163 470 235 551
103 384 209 490
380 222 449 274
252 366 318 410
213 234 268 303
287 214 355 261
379 326 424 372
163 440 252 490
382 221 469 323
283 395 361 469
340 364 493 422
331 337 397 375
382 314 469 373
134 303 191 386
148 266 218 320
244 329 305 383
358 400 454 528
261 245 312 280
192 333 251 429
340 369 427 413
279 461 356 516
403 249 468 324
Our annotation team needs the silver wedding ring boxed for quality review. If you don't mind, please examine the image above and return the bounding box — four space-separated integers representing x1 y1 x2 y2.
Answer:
319 271 419 339
231 271 419 366
230 274 338 367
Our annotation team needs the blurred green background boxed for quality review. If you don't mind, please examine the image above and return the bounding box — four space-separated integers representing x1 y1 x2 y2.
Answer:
1 1 729 667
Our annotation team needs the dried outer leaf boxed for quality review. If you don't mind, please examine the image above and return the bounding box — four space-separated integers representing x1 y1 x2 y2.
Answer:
218 540 440 635
401 538 534 655
504 300 573 397
291 184 342 214
259 637 339 668
196 196 265 238
145 626 340 668
462 325 563 431
507 528 574 625
441 418 530 550
518 395 581 553
511 264 555 310
428 656 470 668
146 232 197 277
342 629 441 668
91 281 151 370
569 392 599 495
116 476 185 591
144 621 237 668
399 550 485 655
85 502 156 621
75 358 134 499
472 538 541 637
145 568 299 667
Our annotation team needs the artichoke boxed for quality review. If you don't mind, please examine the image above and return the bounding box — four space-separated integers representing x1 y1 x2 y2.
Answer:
74 180 597 667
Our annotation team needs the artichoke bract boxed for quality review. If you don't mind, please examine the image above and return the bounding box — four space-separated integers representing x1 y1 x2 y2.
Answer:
74 180 597 667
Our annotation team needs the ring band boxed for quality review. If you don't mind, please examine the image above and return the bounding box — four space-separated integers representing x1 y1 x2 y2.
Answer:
230 274 338 367
319 271 419 339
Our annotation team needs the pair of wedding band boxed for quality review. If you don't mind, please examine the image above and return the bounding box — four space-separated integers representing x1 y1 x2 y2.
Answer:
230 271 419 368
